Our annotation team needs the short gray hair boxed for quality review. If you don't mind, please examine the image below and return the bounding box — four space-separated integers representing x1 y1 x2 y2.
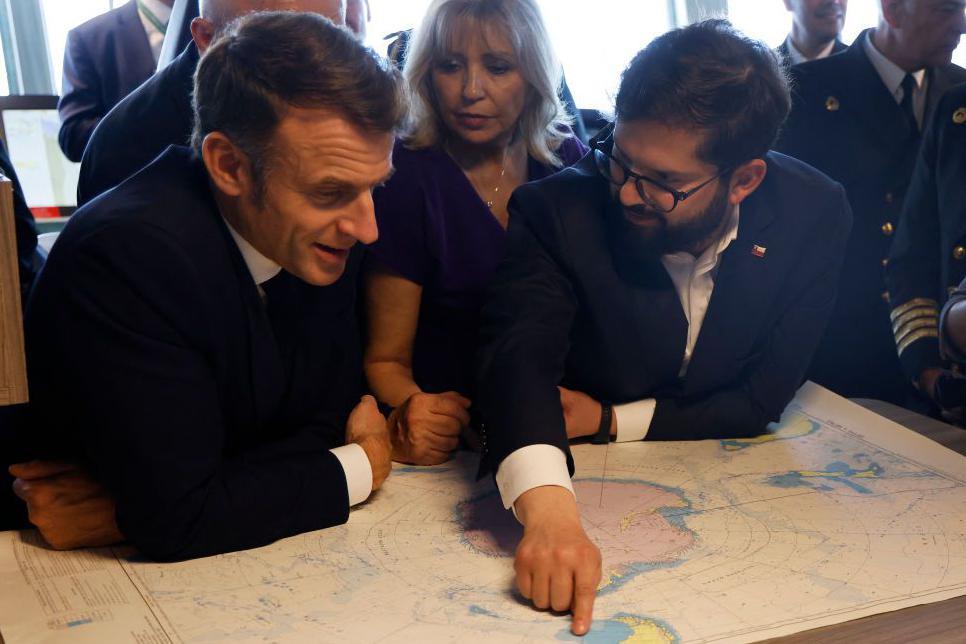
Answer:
403 0 571 167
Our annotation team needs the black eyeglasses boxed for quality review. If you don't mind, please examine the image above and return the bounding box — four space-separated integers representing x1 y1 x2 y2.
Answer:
592 133 731 214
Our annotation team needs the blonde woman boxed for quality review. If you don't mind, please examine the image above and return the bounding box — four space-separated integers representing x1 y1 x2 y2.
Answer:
364 0 586 465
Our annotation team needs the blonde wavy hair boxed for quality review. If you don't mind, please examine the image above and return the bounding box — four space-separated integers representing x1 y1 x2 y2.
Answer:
403 0 571 167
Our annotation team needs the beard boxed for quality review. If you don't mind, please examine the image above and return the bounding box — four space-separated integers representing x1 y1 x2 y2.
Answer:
605 181 731 262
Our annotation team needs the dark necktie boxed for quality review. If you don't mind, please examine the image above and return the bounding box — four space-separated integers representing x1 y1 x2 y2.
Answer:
261 270 299 376
899 73 919 134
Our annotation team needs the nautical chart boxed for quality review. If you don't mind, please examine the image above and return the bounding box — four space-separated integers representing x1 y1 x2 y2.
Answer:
1 382 965 643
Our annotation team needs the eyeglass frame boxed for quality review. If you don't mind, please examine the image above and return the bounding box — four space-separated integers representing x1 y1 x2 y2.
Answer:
592 132 733 214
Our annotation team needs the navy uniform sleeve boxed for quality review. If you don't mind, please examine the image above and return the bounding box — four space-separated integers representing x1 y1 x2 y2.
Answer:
885 93 951 384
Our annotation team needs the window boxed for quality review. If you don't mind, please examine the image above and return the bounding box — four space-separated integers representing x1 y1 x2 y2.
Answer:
39 0 113 92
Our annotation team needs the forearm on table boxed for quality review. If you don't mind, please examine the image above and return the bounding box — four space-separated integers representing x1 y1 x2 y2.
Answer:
364 359 422 407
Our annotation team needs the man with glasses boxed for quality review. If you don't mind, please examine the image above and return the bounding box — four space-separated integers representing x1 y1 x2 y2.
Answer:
475 20 852 634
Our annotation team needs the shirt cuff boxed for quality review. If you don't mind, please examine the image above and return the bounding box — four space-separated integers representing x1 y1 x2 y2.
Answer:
330 443 373 507
495 444 574 511
613 398 656 442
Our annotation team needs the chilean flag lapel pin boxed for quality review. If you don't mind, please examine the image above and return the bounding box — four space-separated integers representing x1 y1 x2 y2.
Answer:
751 244 767 258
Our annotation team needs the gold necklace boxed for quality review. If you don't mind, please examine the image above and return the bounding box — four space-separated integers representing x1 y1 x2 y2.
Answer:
485 149 509 210
449 144 510 211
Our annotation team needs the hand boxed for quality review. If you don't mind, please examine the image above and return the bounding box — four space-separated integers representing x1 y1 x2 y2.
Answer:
559 387 611 440
9 461 123 550
514 486 601 635
346 395 393 491
389 391 470 465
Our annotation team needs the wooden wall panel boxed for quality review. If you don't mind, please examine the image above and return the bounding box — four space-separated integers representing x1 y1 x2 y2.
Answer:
0 177 28 406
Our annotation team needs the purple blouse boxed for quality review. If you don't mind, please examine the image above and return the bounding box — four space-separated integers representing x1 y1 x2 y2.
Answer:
369 135 588 398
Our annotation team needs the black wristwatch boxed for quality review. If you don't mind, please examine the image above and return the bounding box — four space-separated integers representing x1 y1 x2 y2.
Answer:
591 402 613 444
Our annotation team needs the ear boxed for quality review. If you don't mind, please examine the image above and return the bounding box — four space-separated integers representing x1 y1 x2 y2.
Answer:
190 17 217 53
726 159 767 206
880 0 904 29
201 132 254 200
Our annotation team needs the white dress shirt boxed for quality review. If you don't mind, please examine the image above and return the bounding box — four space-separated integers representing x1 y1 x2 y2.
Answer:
495 205 741 512
863 31 927 129
223 220 374 507
136 0 172 64
782 35 837 66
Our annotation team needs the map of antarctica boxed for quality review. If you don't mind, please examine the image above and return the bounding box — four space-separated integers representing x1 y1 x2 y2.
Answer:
1 382 965 643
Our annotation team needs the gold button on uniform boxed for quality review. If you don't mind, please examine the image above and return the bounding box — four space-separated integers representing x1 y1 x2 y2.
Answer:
882 258 889 267
881 291 890 303
881 222 894 236
826 96 840 112
954 108 966 125
954 246 966 260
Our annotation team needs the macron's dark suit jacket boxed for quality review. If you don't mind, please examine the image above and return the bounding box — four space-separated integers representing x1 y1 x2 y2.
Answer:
78 43 198 206
57 1 157 162
886 83 966 381
776 30 966 405
24 147 362 561
477 152 852 473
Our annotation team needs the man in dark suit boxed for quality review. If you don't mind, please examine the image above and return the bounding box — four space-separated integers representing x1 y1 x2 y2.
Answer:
476 20 851 635
57 0 172 162
10 12 401 561
885 83 966 412
777 0 848 67
76 0 346 206
776 0 966 405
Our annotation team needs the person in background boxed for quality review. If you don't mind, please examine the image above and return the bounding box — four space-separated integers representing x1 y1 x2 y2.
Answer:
476 20 851 633
776 0 966 406
777 0 848 66
363 0 587 466
346 0 370 39
10 11 399 560
76 0 346 206
58 0 173 161
886 83 966 413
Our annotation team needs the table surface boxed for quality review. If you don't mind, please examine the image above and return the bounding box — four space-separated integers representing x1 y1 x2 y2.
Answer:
761 399 966 644
1 399 962 644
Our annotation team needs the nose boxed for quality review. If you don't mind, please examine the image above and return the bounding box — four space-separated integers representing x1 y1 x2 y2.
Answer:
462 66 485 102
617 177 643 207
339 191 379 245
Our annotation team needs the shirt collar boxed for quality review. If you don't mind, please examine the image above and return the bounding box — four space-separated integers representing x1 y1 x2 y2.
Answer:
863 30 926 98
784 35 836 66
222 218 282 286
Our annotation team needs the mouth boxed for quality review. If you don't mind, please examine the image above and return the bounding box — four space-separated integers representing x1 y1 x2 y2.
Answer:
454 112 493 129
814 8 843 21
623 209 665 228
312 242 351 264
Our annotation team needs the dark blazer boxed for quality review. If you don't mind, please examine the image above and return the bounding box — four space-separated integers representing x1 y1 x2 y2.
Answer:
775 30 966 405
23 147 363 561
0 139 37 302
476 152 851 473
57 1 157 162
886 83 966 382
775 37 847 68
77 43 198 206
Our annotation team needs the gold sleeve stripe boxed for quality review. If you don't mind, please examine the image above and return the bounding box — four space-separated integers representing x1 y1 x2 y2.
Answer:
897 328 940 356
892 309 939 337
895 317 939 346
890 297 940 322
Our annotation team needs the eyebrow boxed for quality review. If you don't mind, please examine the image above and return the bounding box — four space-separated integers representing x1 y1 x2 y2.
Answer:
310 166 396 192
613 141 697 184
